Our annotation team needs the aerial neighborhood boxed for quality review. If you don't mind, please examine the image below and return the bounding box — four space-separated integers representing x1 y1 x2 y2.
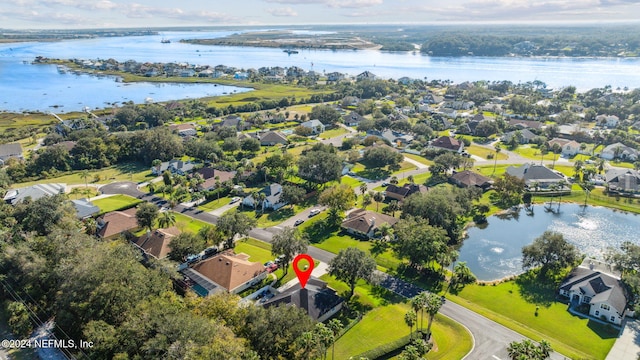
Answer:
3 54 640 360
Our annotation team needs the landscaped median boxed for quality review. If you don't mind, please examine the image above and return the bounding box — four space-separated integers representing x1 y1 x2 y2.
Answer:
449 279 618 360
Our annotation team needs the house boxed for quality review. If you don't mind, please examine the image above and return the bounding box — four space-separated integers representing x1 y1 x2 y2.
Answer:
259 131 288 146
96 208 139 239
356 71 376 80
505 163 565 189
195 168 236 191
384 183 428 202
233 72 249 80
600 143 638 161
398 77 415 85
71 198 100 219
341 209 399 239
262 278 344 322
300 119 325 135
547 138 581 157
169 123 197 137
507 119 543 130
438 108 458 119
366 130 414 148
344 112 366 127
242 183 286 210
220 116 245 130
559 259 629 325
0 142 24 165
502 129 537 144
133 226 180 259
430 136 464 153
596 114 619 128
180 69 195 77
605 169 640 194
182 251 267 295
326 72 345 82
557 124 582 139
422 93 444 105
151 160 197 176
3 183 66 205
450 170 493 191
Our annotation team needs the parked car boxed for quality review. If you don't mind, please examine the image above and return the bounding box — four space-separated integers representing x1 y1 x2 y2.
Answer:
381 182 389 187
294 219 304 226
204 247 218 258
309 209 321 217
266 263 279 273
230 196 241 204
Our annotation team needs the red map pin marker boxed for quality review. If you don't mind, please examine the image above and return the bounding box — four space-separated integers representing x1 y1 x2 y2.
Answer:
293 254 314 289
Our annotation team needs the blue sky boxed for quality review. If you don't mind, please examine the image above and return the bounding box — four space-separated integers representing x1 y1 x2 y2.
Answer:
1 0 639 29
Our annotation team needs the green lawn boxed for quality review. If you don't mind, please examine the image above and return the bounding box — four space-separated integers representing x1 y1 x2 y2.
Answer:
197 198 232 212
467 144 508 160
14 162 153 187
172 212 212 234
403 153 434 166
92 194 142 214
320 127 348 139
451 276 618 360
474 164 512 178
230 204 309 228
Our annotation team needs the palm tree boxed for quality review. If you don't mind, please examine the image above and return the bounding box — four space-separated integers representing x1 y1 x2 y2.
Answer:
390 176 399 185
573 160 584 181
407 174 415 184
158 211 176 229
411 293 427 331
373 191 384 212
539 144 547 165
387 200 399 216
80 169 90 189
374 222 394 242
424 292 443 338
404 310 417 340
359 182 368 196
493 145 501 175
361 193 372 209
327 319 342 360
258 192 268 214
580 181 595 207
556 179 567 212
214 176 221 202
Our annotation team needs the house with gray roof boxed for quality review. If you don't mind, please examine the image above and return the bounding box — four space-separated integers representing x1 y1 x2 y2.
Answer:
71 198 100 219
600 143 638 161
344 112 366 127
3 183 66 205
259 131 288 146
0 143 23 165
262 278 344 322
151 160 197 176
606 169 640 194
341 209 399 239
559 259 628 325
502 129 537 144
505 163 565 189
242 183 286 210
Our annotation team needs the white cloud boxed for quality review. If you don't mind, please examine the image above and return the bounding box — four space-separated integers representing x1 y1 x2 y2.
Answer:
264 0 383 8
267 7 299 16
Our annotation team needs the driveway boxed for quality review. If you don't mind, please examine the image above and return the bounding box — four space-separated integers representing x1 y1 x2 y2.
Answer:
99 181 144 198
272 205 327 229
209 201 240 216
605 318 640 360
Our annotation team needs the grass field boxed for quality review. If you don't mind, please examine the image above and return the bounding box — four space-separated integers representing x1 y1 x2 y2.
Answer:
320 127 348 139
403 153 434 166
172 212 211 234
14 162 153 187
451 275 618 360
467 144 508 160
92 194 142 213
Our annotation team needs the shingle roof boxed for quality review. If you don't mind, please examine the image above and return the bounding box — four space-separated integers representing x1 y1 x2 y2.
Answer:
341 209 399 235
97 208 138 238
260 131 288 144
506 163 563 183
262 278 344 321
71 198 100 219
0 143 23 159
191 252 265 292
560 264 628 316
450 170 492 188
134 226 180 259
431 136 462 151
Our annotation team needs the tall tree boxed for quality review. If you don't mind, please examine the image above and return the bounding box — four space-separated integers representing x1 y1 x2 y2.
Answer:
404 310 417 340
310 104 341 125
373 191 384 212
318 184 356 225
327 319 343 360
493 173 526 208
282 185 306 209
328 247 377 299
393 216 450 269
522 231 579 275
297 150 342 186
217 212 257 249
135 202 159 232
168 232 207 262
271 227 309 277
424 292 443 338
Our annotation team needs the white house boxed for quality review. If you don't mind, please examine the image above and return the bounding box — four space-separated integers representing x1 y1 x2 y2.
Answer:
300 119 325 134
596 114 619 128
547 138 581 157
242 183 286 210
559 259 629 325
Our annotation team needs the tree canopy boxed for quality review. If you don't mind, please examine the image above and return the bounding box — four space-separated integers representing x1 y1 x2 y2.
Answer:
271 226 309 276
522 231 580 274
297 150 342 185
393 216 451 269
328 247 377 299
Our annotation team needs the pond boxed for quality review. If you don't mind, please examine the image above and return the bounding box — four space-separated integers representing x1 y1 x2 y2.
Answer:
458 204 640 281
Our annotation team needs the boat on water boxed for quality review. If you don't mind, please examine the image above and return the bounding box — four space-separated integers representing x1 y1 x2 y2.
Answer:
161 39 171 44
283 49 299 54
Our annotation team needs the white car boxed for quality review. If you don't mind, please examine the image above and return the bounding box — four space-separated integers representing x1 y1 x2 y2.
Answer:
230 197 241 204
309 209 321 217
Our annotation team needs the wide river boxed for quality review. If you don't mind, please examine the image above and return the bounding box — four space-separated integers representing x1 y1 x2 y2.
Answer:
2 30 640 112
458 204 640 281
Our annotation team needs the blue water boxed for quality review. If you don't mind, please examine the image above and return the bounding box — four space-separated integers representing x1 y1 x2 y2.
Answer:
458 204 640 281
2 30 640 112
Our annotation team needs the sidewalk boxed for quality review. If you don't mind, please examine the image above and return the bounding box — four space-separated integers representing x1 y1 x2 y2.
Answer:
605 318 640 360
